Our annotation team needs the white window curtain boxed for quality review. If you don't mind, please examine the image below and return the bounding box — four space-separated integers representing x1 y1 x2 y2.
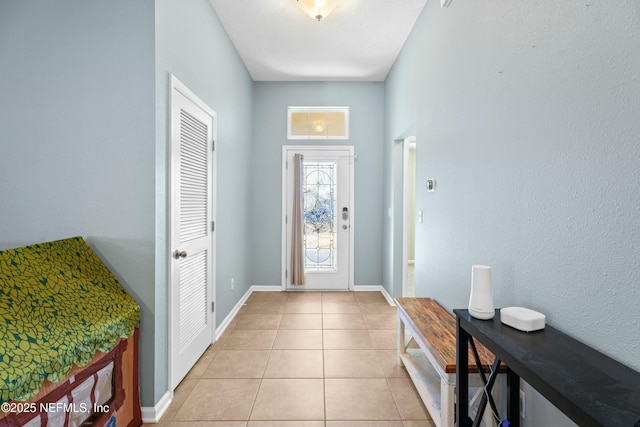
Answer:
291 153 305 285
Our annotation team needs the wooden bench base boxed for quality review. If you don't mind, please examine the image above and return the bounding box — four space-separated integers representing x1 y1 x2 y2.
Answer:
396 298 504 427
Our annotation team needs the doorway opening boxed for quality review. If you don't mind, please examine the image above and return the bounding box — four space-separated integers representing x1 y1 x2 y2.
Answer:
402 136 416 297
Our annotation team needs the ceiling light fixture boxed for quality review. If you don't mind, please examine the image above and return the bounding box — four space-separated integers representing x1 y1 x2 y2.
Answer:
296 0 338 21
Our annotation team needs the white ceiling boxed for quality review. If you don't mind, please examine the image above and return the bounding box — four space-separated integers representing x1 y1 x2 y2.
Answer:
208 0 428 82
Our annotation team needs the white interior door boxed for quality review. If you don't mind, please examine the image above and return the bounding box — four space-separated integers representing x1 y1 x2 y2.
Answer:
169 75 216 389
283 146 354 290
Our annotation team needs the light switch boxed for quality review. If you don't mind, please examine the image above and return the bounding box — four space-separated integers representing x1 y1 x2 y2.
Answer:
418 210 423 223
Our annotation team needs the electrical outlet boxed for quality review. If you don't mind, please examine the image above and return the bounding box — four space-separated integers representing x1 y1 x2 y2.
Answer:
231 278 235 290
520 389 526 419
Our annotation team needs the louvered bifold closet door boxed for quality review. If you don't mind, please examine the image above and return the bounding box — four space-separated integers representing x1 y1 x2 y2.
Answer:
170 81 215 388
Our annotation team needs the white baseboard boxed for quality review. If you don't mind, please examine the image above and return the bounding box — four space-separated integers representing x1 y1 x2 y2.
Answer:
379 286 396 306
353 285 396 306
215 287 253 341
141 390 172 423
252 285 283 292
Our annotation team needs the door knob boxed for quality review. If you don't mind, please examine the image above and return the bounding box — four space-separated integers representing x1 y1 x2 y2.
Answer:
174 250 188 259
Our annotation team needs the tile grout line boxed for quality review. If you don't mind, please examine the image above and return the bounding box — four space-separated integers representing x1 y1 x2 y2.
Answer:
322 294 327 425
245 293 272 424
164 291 432 426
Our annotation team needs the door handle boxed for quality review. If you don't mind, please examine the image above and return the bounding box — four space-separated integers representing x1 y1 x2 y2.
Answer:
174 250 188 259
342 207 349 220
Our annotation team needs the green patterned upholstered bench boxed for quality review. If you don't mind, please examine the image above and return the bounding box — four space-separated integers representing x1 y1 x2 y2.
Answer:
0 237 141 427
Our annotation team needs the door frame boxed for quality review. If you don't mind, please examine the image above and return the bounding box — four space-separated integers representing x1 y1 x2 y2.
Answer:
281 145 355 291
168 74 217 390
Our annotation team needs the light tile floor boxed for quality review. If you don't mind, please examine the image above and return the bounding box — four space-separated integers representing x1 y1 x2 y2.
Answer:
147 291 436 427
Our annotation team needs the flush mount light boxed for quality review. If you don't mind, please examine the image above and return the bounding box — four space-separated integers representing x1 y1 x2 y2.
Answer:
296 0 338 21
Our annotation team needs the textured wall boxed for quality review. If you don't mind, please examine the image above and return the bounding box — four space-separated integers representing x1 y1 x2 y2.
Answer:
385 1 639 424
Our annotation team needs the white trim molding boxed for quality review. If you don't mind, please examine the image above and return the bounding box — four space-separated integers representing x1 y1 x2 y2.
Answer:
353 285 396 306
141 390 172 424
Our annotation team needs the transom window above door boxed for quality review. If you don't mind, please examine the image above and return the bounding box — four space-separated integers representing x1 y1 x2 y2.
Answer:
288 107 349 140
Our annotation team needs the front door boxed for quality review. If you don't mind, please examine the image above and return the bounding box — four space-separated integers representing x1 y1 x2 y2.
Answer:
169 75 216 389
283 146 354 290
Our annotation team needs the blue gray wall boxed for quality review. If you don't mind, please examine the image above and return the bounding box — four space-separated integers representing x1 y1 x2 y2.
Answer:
251 82 385 287
384 0 640 425
0 0 157 405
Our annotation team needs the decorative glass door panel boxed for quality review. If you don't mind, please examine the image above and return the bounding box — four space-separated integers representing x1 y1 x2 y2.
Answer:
304 161 337 271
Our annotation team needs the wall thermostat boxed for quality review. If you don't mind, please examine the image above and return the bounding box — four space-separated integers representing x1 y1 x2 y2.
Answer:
426 179 436 192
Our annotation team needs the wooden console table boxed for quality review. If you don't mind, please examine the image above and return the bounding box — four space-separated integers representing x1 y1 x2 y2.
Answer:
396 298 504 427
455 308 640 427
